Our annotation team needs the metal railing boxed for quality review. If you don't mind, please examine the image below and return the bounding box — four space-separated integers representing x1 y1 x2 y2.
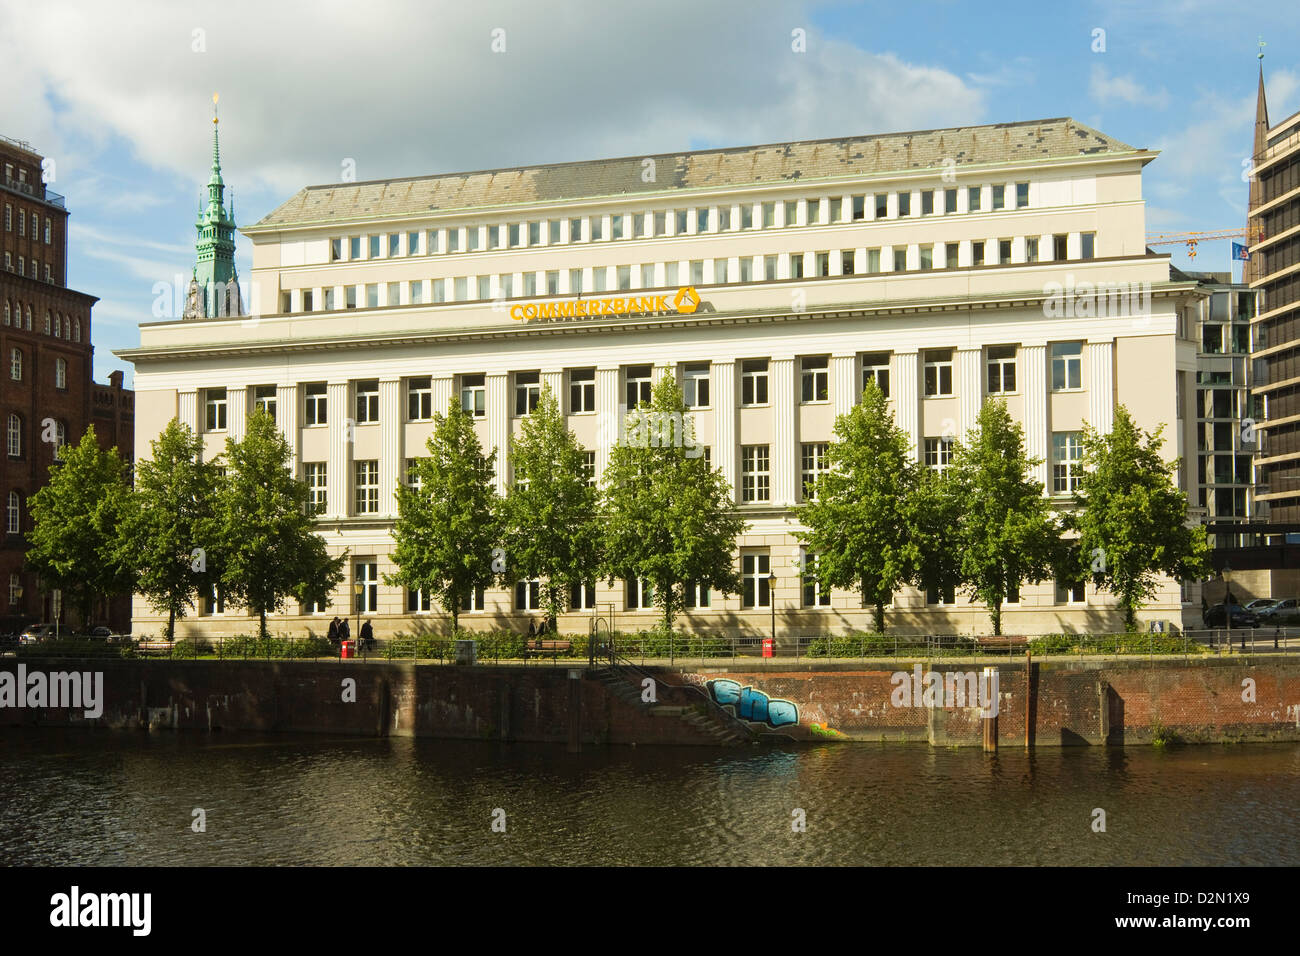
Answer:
4 627 1299 663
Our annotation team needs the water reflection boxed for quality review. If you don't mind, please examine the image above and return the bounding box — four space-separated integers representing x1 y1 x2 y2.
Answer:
1 730 1297 866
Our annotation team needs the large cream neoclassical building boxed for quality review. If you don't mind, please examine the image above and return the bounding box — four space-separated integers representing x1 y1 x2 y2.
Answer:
119 117 1209 639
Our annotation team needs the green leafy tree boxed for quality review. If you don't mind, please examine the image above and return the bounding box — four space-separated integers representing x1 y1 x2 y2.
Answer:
907 464 966 615
601 375 746 632
117 419 222 641
1071 405 1210 631
25 425 135 629
797 381 918 632
216 409 344 640
386 397 500 633
500 386 601 626
952 399 1064 635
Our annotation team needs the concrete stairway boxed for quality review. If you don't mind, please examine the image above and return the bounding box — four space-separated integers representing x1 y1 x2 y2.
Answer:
594 667 754 746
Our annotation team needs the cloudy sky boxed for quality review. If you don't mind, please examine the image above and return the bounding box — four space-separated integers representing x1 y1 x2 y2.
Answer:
1 0 1297 385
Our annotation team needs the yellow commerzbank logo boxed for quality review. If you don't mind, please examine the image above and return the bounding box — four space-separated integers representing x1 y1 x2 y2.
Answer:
510 286 701 322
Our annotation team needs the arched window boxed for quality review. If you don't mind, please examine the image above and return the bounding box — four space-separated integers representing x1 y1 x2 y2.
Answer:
74 318 81 343
43 311 50 335
7 413 21 458
55 357 66 389
9 348 20 382
24 305 31 330
6 492 19 535
54 421 66 459
64 316 70 339
53 313 61 338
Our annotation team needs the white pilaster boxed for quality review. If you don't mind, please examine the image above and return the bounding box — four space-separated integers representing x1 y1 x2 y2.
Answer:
596 367 619 479
1023 345 1048 488
771 358 796 507
832 354 856 417
432 376 453 415
542 370 563 406
713 360 736 503
956 349 982 438
1087 341 1114 434
327 382 350 517
277 384 299 472
892 351 920 461
379 379 401 517
227 386 247 442
178 390 197 433
486 373 508 493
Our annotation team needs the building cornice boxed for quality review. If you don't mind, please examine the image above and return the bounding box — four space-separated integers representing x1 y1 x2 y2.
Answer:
116 277 1200 365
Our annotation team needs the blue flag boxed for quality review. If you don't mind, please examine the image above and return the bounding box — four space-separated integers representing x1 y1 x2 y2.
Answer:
1232 242 1249 260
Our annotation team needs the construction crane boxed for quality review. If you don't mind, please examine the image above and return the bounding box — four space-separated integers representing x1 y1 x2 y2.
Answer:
1145 229 1256 259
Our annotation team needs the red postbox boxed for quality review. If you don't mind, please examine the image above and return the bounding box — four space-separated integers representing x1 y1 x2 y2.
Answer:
341 639 354 659
763 638 774 658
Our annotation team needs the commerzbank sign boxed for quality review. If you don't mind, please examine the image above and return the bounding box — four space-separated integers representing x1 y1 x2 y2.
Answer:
509 286 711 323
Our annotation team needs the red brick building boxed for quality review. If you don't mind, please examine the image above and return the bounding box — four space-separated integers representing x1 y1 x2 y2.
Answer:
1 133 131 632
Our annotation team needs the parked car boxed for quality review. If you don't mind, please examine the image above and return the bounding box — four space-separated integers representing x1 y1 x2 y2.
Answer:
16 623 59 645
1203 604 1260 628
1245 599 1280 613
1257 598 1300 624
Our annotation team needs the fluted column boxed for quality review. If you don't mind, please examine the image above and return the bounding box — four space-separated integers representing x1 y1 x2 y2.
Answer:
892 351 920 461
277 384 299 472
327 382 350 517
1022 345 1048 488
432 376 453 414
542 370 563 407
227 386 247 442
486 373 508 493
712 360 736 503
178 389 197 432
770 358 796 506
956 349 982 438
832 354 856 418
379 378 401 516
1087 341 1114 434
595 367 620 478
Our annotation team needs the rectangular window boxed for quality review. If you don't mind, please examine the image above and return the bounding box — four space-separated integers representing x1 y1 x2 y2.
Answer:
1052 432 1084 494
690 259 705 284
741 445 770 503
683 363 710 408
1053 234 1068 260
346 286 357 309
998 239 1012 264
354 461 379 514
815 252 829 277
550 220 561 244
355 380 379 423
570 582 597 610
514 371 541 416
612 215 626 240
355 565 380 613
828 197 841 223
369 235 380 258
641 264 655 288
593 267 607 293
741 205 754 229
569 217 583 242
349 236 361 260
842 251 855 275
387 281 400 306
253 385 276 421
801 552 832 608
764 255 778 281
945 188 958 213
625 365 653 409
476 276 490 300
862 352 890 398
791 253 805 279
926 582 956 605
1056 577 1086 604
408 377 433 420
684 582 711 610
874 193 888 219
741 359 769 406
205 389 228 431
654 211 668 236
302 289 314 311
617 265 631 290
432 279 446 303
569 268 582 294
987 345 1017 394
330 238 341 261
304 463 327 514
1026 236 1039 262
924 437 955 472
514 579 541 611
1050 342 1083 390
852 195 865 221
304 384 327 425
409 281 422 305
760 202 775 228
625 578 654 611
714 258 728 283
972 241 985 266
784 199 798 226
944 242 959 267
1016 182 1029 208
867 248 881 273
992 184 1005 210
919 244 934 270
801 356 829 403
921 190 934 215
968 186 982 212
467 228 481 252
580 451 597 488
589 216 604 241
406 458 423 491
460 374 486 418
740 257 753 282
633 213 647 238
408 589 432 613
388 233 400 256
665 262 678 286
675 210 688 235
806 199 821 225
500 272 514 298
923 349 953 397
1081 232 1096 259
893 248 907 272
741 552 772 608
801 443 830 501
323 288 335 310
569 368 596 413
547 271 560 295
509 222 522 247
407 230 421 255
696 208 709 233
898 192 912 216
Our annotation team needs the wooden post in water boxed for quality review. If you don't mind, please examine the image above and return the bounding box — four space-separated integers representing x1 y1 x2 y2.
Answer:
982 666 997 752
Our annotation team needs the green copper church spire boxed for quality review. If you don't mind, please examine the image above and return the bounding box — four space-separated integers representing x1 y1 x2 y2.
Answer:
185 92 243 318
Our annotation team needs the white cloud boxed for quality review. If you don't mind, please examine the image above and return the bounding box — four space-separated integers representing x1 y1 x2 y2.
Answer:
1089 64 1170 110
0 0 987 206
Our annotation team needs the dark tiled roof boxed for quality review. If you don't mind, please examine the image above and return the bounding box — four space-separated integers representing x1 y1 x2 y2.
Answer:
252 118 1139 229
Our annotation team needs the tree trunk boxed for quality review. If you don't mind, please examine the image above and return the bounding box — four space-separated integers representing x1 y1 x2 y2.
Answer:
991 598 1002 636
167 606 176 643
1123 597 1138 634
874 600 885 634
259 609 268 642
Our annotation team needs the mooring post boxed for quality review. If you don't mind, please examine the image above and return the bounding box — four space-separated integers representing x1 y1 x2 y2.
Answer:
982 666 998 752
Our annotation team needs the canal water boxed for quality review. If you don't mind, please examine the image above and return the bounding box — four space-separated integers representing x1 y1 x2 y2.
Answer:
2 729 1297 866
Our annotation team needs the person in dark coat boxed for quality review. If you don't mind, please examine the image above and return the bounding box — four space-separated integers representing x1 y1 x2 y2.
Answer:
339 618 351 641
527 619 537 641
328 617 341 646
359 619 375 651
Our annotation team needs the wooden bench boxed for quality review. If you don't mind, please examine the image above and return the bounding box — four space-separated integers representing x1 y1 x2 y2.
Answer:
136 639 177 657
974 635 1029 649
524 640 572 658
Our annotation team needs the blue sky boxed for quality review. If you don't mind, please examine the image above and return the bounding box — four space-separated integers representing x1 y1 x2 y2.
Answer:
2 0 1297 387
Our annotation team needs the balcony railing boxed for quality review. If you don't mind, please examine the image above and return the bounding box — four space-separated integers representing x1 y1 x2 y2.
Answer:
0 175 64 208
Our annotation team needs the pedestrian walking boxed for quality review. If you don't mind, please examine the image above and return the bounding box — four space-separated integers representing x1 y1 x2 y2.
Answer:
328 616 341 647
360 619 375 651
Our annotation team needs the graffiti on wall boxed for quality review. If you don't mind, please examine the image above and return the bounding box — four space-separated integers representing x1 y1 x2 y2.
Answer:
706 678 798 728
